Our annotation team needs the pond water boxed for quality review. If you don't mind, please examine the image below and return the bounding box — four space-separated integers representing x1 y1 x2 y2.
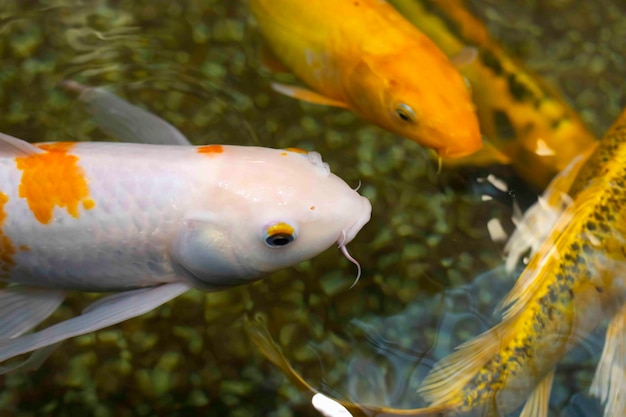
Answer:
0 1 623 416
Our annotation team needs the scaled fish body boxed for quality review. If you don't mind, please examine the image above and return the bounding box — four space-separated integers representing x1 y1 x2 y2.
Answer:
389 0 597 189
0 85 371 372
249 0 482 158
245 108 626 417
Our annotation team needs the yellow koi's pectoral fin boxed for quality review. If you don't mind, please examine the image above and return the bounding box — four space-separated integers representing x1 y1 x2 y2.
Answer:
270 82 349 108
0 132 43 157
590 303 626 417
418 320 509 407
443 141 510 168
519 368 555 417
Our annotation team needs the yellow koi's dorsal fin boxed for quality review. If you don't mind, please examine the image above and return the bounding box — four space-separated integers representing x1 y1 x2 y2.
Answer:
0 132 43 157
270 82 350 108
590 303 626 417
518 368 555 417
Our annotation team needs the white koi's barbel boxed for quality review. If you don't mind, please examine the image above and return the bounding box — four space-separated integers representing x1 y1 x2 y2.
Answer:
0 83 371 372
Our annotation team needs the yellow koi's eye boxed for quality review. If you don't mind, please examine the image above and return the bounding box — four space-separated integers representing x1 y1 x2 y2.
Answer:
395 103 417 123
264 222 297 248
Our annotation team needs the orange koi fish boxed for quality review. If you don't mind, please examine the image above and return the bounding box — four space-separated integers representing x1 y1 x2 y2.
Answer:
248 0 482 159
389 0 597 189
246 108 626 417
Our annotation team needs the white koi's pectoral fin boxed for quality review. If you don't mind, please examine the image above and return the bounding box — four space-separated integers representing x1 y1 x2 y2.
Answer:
270 82 349 108
519 368 555 417
0 282 190 374
63 80 192 146
0 132 44 157
0 286 65 338
590 303 626 417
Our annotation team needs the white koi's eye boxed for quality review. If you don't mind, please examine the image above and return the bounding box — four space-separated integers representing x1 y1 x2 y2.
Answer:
395 103 417 123
264 222 297 248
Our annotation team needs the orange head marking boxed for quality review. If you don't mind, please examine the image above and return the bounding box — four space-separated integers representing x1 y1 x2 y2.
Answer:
15 142 96 224
198 145 224 156
0 192 16 274
284 147 309 155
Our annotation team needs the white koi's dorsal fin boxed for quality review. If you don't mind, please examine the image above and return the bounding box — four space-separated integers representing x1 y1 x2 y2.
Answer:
519 368 555 417
0 282 190 374
590 303 626 417
0 132 44 157
270 82 349 108
62 80 192 146
418 320 510 406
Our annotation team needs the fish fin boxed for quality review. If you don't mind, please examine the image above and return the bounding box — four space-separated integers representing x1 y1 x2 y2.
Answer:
62 80 192 146
0 343 61 374
0 286 65 338
519 368 555 417
504 140 596 273
450 46 478 68
418 320 508 406
0 132 44 157
244 315 448 416
443 141 510 167
270 82 349 108
0 282 190 373
590 303 626 417
244 315 320 395
258 44 291 73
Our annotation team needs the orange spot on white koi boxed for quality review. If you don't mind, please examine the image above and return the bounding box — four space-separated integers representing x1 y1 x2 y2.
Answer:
0 192 16 274
284 147 308 154
15 142 95 224
197 145 224 155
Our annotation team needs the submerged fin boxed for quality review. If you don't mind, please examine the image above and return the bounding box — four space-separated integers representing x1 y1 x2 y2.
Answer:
443 141 510 167
0 132 44 157
450 46 478 68
245 315 449 417
590 304 626 417
519 368 555 417
62 80 191 146
0 286 65 338
0 282 190 373
270 82 349 108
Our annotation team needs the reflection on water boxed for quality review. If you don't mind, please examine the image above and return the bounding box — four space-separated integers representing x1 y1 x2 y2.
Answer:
0 0 623 416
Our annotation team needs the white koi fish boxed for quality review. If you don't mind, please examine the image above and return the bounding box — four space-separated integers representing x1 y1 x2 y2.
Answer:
0 83 371 372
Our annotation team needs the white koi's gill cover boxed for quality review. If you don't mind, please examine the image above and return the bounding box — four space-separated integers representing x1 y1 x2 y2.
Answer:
0 83 371 372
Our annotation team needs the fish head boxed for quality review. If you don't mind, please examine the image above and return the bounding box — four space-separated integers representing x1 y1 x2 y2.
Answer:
345 55 482 158
173 147 371 290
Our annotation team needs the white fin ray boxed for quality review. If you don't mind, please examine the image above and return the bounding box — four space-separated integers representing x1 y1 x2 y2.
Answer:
0 286 65 338
0 282 190 374
0 132 44 157
590 304 626 417
519 368 555 417
63 80 191 146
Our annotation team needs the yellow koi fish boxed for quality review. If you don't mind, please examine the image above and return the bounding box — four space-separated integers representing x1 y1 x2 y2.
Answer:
0 83 371 373
389 0 598 189
246 108 626 417
248 0 482 159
